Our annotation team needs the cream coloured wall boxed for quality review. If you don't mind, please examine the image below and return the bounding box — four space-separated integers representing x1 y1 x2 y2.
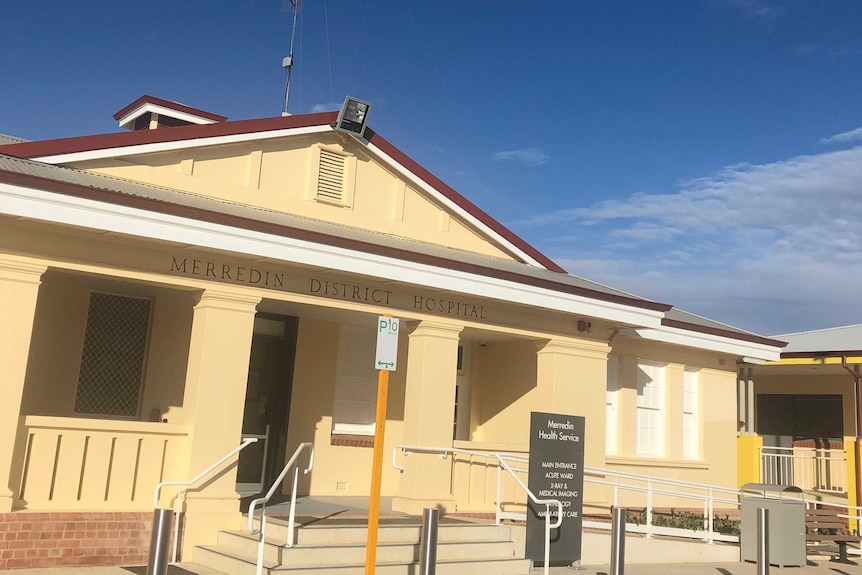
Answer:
72 134 518 261
606 336 739 490
20 271 194 422
286 317 408 497
20 272 88 416
470 340 541 444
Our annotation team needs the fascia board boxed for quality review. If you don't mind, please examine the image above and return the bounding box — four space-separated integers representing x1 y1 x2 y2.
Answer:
32 126 548 271
117 103 219 129
768 356 862 366
0 182 665 328
31 125 334 164
364 141 544 269
623 326 782 361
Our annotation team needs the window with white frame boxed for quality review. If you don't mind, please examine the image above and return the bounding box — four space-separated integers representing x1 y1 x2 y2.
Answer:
683 368 700 459
605 355 619 455
636 361 665 457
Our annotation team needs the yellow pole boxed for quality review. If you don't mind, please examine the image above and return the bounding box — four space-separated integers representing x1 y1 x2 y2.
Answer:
364 368 390 575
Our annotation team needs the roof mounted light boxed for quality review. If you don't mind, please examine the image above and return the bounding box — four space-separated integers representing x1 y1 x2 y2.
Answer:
334 96 372 139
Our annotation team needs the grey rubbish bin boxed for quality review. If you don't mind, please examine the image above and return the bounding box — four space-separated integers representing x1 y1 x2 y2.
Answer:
740 483 805 567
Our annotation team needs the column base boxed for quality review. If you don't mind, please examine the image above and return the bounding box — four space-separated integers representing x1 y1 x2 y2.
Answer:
392 495 456 515
0 489 13 513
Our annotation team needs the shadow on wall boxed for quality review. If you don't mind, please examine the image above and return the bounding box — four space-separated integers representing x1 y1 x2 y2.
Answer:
472 340 538 442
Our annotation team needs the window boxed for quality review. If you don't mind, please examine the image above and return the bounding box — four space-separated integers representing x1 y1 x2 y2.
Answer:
636 361 665 457
683 368 699 459
331 323 377 435
74 293 152 417
605 355 619 455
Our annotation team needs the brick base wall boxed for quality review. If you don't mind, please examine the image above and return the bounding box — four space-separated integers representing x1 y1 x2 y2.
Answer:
0 512 155 570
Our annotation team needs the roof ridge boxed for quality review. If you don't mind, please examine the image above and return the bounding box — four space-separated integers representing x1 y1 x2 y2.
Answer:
771 323 862 338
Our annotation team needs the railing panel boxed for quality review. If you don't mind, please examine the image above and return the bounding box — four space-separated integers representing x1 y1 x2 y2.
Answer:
80 434 113 503
20 429 59 506
110 435 140 503
759 447 846 493
451 444 528 513
137 438 168 504
53 433 87 502
18 415 189 510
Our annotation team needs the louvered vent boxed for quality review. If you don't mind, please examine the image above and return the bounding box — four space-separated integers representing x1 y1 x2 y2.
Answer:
317 149 347 203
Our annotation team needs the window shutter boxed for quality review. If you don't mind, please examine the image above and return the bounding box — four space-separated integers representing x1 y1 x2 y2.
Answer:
316 149 346 203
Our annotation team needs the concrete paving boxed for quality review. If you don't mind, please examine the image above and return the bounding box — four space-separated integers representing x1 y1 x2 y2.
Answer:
546 560 861 574
4 559 862 575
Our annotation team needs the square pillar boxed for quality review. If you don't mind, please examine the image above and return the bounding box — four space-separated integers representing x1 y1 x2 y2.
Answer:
0 258 47 512
666 363 685 459
176 289 260 555
536 338 610 507
737 434 763 487
393 321 462 514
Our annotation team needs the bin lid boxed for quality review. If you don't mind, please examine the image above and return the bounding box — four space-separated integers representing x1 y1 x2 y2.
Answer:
741 483 804 495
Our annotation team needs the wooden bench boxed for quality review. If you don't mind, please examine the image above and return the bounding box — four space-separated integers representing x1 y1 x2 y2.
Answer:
805 507 862 563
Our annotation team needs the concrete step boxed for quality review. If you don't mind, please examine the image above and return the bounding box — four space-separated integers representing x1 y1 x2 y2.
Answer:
216 529 517 566
249 516 511 546
193 545 531 575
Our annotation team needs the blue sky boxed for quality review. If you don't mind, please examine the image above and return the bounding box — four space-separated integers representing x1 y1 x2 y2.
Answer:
2 1 862 336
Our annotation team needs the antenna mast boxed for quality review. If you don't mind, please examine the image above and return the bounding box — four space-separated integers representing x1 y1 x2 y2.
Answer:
282 0 300 116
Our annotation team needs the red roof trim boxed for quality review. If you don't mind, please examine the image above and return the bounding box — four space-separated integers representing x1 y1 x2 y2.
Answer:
113 95 228 123
365 129 567 274
661 318 786 348
780 350 862 359
0 167 672 314
0 112 338 159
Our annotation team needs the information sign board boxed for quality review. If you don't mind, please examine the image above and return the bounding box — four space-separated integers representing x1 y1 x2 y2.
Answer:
525 411 585 566
374 316 399 371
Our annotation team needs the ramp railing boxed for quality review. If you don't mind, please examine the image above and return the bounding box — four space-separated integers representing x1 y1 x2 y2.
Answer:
247 442 314 575
393 445 562 575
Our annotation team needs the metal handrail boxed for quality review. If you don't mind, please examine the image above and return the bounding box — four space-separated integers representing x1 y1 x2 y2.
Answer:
393 444 562 575
397 444 745 544
153 437 259 508
247 442 314 575
152 436 259 564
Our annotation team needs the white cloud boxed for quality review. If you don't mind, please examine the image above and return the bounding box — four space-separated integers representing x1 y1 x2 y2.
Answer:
525 145 862 335
311 103 336 113
716 0 782 19
821 127 862 144
492 148 550 166
795 44 819 55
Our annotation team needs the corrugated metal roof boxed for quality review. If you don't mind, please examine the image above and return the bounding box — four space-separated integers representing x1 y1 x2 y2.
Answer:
771 324 862 354
665 307 763 337
0 153 776 343
0 153 648 302
0 134 28 144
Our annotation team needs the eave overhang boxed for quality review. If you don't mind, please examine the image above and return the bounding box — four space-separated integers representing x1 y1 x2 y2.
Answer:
0 174 670 329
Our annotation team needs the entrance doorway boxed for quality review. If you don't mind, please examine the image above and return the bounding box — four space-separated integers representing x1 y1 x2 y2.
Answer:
236 315 298 495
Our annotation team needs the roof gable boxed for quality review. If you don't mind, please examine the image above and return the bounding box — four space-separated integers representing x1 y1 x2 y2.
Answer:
0 113 564 271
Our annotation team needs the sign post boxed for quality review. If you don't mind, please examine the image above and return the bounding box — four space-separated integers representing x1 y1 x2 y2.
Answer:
364 316 399 575
525 411 585 567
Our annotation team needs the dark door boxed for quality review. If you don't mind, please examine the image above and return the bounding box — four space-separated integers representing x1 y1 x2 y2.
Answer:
236 315 298 495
